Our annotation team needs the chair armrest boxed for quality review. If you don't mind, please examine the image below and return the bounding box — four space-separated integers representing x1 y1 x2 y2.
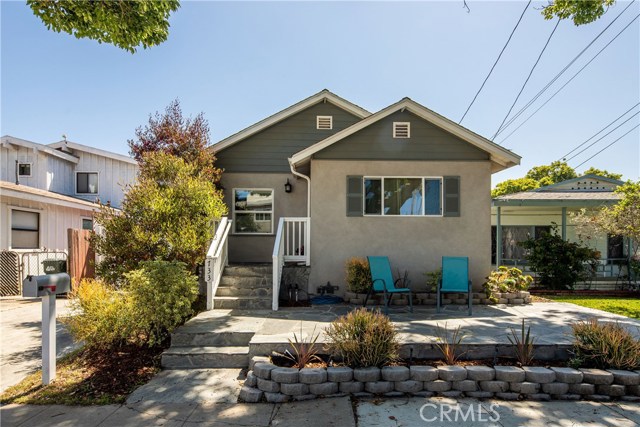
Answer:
371 278 386 290
394 277 405 288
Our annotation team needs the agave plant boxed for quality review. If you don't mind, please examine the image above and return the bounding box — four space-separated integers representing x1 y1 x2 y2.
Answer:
434 322 468 365
508 319 536 366
282 324 322 369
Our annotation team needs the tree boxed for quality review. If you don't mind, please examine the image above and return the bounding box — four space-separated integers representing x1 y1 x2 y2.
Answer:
542 0 616 26
92 152 227 284
525 161 577 185
27 0 180 53
581 167 623 180
128 99 222 184
491 177 540 198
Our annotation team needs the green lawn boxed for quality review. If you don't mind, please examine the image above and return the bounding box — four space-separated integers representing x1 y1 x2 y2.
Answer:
545 296 640 319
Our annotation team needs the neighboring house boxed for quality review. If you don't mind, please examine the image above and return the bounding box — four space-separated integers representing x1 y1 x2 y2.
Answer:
491 174 629 281
0 136 138 253
212 90 521 297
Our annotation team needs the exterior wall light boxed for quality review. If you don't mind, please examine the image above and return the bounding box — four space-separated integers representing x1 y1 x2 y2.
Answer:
285 179 292 193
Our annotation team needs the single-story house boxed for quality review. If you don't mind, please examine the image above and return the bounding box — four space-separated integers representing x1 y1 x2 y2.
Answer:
211 90 521 298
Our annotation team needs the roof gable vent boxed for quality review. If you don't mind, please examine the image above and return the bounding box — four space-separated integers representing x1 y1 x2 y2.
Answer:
393 122 410 138
317 116 333 130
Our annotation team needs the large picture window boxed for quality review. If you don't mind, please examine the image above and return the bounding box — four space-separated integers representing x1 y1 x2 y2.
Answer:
233 189 274 234
364 177 442 216
76 172 99 194
11 209 40 249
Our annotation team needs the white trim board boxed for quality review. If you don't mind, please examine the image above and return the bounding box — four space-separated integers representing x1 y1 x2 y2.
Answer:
2 135 79 164
289 98 521 173
211 89 371 153
48 140 138 165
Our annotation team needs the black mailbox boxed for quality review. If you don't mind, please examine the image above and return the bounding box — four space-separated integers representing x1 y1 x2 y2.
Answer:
23 273 71 298
42 259 67 274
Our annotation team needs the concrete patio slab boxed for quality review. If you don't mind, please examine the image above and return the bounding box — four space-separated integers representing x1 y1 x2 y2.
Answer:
271 396 355 427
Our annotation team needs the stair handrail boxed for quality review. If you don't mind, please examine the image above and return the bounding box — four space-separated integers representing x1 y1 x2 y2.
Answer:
272 217 286 311
205 217 232 310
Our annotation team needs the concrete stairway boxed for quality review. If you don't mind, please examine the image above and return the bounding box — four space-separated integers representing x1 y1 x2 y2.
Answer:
161 264 272 369
213 264 272 310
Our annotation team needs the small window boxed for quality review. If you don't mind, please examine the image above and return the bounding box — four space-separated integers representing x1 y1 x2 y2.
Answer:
77 172 98 194
11 209 39 249
393 122 410 138
233 189 274 234
317 116 333 130
82 219 93 230
18 163 32 177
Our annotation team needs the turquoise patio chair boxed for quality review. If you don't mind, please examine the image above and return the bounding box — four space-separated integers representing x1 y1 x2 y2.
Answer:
364 256 413 315
437 256 472 316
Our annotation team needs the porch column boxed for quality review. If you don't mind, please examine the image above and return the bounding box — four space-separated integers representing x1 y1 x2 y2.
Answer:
496 206 502 267
561 207 567 240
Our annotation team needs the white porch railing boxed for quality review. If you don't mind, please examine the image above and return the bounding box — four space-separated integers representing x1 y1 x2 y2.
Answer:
272 217 310 311
204 217 232 310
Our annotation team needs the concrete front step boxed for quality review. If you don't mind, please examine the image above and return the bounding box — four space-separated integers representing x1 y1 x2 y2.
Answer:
214 296 272 310
161 346 250 369
216 286 272 297
219 275 271 287
171 330 254 347
223 265 272 277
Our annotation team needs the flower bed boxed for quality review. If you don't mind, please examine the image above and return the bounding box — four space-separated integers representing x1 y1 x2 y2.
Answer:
343 291 532 306
239 356 640 403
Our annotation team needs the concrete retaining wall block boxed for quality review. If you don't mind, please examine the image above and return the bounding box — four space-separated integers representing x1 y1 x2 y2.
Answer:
438 365 467 381
253 363 277 380
607 370 640 386
381 366 410 382
271 367 299 384
495 366 525 382
280 383 309 396
465 366 495 381
299 368 328 384
550 367 583 384
425 380 452 392
410 366 438 381
394 380 423 393
327 367 353 383
257 378 280 393
365 381 395 394
523 367 556 384
541 382 569 395
309 382 339 395
580 369 614 385
339 381 364 393
510 382 540 394
354 367 381 382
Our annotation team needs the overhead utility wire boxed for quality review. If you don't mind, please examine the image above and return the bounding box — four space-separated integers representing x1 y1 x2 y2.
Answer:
492 19 561 140
559 102 640 160
458 0 531 124
564 110 640 162
494 0 637 138
573 123 640 169
497 13 640 145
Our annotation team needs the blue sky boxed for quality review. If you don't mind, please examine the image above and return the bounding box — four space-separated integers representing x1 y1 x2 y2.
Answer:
2 1 639 186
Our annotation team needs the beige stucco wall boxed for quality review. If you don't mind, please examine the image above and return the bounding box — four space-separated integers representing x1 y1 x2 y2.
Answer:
309 160 492 293
221 172 308 263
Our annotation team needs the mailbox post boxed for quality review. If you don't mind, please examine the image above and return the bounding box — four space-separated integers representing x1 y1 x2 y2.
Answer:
23 273 71 385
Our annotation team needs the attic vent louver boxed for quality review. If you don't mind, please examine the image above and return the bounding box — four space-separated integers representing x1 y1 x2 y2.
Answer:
317 115 333 130
393 122 410 138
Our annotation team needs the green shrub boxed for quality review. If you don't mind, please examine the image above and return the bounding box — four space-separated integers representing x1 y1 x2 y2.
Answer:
65 279 136 350
483 266 533 302
424 268 442 292
324 308 398 368
570 319 640 370
125 260 198 346
345 258 372 294
520 224 599 290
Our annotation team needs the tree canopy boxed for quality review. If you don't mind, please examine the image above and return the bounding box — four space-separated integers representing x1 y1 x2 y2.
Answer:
541 0 616 26
27 0 180 53
582 167 623 180
128 99 222 184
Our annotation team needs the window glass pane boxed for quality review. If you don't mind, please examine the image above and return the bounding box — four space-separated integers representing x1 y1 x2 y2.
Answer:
234 190 272 212
424 178 441 215
502 226 530 263
12 230 39 249
18 164 31 176
234 213 272 233
12 210 39 230
364 179 382 215
82 219 93 230
87 173 98 193
77 173 98 194
384 178 422 215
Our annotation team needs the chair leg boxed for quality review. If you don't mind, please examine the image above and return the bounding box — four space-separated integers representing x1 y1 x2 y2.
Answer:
363 288 371 308
468 292 472 316
436 288 441 313
384 292 390 316
408 292 413 313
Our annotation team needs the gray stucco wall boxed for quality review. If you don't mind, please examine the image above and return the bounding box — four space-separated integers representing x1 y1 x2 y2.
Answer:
221 172 308 263
309 160 492 293
313 110 490 161
215 102 362 173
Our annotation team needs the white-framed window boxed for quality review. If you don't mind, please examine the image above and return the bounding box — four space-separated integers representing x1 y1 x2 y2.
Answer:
393 122 410 138
363 177 442 216
82 218 94 230
18 163 32 177
232 188 274 234
316 115 333 130
76 172 99 194
10 208 40 249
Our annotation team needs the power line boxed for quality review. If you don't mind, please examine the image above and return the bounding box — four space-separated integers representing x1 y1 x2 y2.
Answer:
497 13 640 145
493 1 638 138
458 0 531 124
559 102 640 160
565 110 640 162
573 123 640 169
492 19 561 140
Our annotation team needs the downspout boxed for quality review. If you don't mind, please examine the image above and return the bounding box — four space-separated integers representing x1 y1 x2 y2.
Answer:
288 158 311 217
15 160 19 185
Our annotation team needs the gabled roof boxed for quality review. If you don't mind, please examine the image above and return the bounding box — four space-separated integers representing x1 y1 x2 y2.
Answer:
48 140 138 165
289 98 521 173
212 89 371 153
532 174 624 192
1 135 79 163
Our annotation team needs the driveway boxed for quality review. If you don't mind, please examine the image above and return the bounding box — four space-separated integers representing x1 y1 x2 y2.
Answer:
0 297 76 392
